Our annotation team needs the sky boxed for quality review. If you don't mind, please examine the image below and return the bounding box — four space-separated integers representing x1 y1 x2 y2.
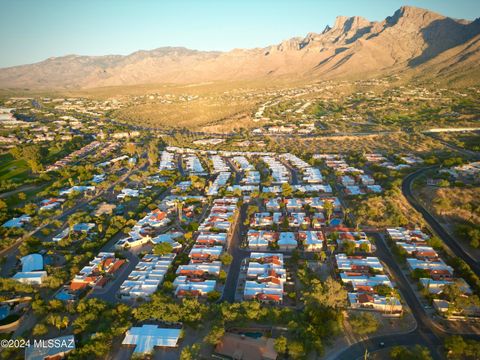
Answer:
0 0 479 68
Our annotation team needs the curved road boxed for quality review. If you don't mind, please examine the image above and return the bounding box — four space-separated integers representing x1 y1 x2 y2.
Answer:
402 166 480 276
337 163 480 359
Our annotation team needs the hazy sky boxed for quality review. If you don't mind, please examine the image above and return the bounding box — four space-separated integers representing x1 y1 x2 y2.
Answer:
0 0 479 68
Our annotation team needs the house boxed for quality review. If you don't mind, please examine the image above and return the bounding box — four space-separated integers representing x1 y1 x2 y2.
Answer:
159 151 175 171
284 198 303 212
151 232 183 250
2 214 31 228
73 223 95 233
287 213 308 228
119 254 175 299
359 175 375 185
386 228 430 243
59 185 95 196
348 292 402 313
53 228 70 242
251 212 275 228
247 230 277 250
244 252 286 303
117 188 140 199
243 281 283 303
196 232 227 247
277 232 297 250
419 278 472 295
189 246 223 263
173 277 216 297
207 172 231 196
215 333 278 360
311 213 326 229
345 186 364 195
176 262 222 278
336 230 372 252
365 185 383 193
122 325 181 354
335 254 383 272
341 175 355 186
299 231 324 251
19 253 44 272
406 258 453 275
265 198 282 212
91 173 106 183
70 252 125 291
340 273 392 287
12 271 47 285
13 253 47 285
39 198 65 211
25 334 75 360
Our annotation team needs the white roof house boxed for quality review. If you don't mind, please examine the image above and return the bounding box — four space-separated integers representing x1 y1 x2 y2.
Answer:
12 271 47 285
335 253 384 272
2 214 31 228
406 258 453 273
420 278 472 295
119 254 175 299
299 231 324 251
340 273 392 287
173 277 216 296
122 325 181 354
20 254 43 272
278 232 297 250
13 253 46 285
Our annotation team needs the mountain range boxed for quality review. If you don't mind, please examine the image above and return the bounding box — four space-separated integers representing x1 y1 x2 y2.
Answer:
1 6 479 89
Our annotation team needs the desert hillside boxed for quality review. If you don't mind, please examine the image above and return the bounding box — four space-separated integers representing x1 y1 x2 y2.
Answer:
0 6 479 89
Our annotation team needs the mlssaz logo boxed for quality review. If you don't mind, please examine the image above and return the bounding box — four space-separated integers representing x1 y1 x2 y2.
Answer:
33 338 75 349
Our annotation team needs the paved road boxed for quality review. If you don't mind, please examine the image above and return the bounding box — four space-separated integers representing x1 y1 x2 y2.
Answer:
176 155 185 177
402 166 480 277
336 226 480 359
221 203 250 302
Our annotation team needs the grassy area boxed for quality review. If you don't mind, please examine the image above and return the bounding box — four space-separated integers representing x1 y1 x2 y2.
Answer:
0 153 30 182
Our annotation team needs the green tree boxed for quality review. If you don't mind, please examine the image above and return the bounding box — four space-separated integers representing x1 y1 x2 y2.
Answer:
23 145 44 173
343 241 356 255
390 345 432 360
32 323 48 336
180 344 200 360
153 242 173 256
303 277 347 309
219 253 233 266
207 290 221 303
288 340 305 360
274 336 288 355
147 140 159 167
349 312 379 335
204 323 225 345
282 183 293 197
324 200 334 224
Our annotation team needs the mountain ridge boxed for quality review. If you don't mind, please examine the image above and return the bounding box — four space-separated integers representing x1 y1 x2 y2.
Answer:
1 6 479 89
